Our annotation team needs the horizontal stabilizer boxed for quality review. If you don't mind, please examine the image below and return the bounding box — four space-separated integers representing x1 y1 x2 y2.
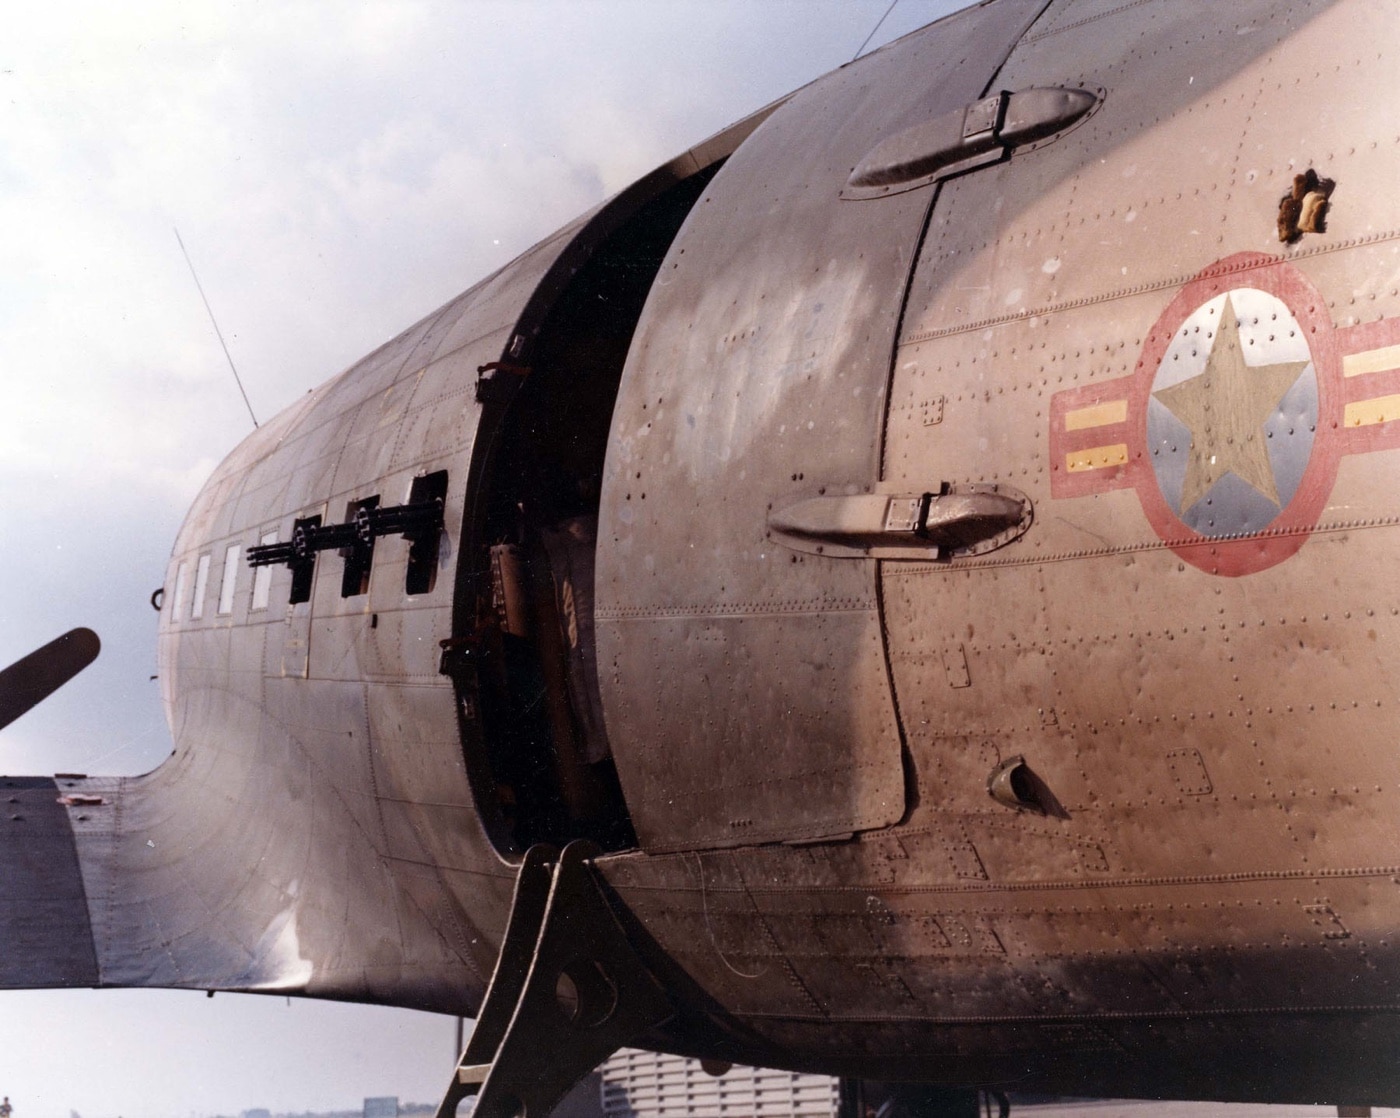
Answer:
0 776 97 987
0 628 100 733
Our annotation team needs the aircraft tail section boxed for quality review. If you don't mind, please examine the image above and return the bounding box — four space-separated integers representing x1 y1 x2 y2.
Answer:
0 625 495 1010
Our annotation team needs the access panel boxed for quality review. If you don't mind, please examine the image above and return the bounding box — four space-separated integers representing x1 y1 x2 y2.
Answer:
595 0 1049 852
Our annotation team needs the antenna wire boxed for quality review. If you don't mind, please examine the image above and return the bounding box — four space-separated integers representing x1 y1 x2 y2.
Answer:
174 227 259 429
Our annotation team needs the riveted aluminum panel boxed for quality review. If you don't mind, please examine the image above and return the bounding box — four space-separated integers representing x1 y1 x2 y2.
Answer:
595 0 1051 853
880 0 1400 1038
24 6 1400 1106
64 100 793 1011
119 190 608 1009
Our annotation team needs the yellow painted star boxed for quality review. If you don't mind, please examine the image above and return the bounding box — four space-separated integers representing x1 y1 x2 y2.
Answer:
1153 295 1308 513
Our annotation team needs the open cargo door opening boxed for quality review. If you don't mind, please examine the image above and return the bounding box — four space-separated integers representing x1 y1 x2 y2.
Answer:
458 163 725 857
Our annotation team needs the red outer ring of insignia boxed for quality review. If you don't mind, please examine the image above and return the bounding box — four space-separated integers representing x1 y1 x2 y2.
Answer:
1128 252 1340 577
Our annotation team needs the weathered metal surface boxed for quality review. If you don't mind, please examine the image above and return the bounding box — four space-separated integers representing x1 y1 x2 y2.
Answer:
23 0 1400 1109
883 0 1393 897
0 83 786 1013
41 177 612 1010
132 240 539 1006
590 0 1400 1104
594 0 1050 854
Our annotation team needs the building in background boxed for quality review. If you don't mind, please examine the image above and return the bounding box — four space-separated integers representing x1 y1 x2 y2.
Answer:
364 1098 399 1118
598 1051 840 1118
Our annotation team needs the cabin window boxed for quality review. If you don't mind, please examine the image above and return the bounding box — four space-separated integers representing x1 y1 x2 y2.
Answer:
340 496 379 598
251 533 277 610
405 471 448 596
172 561 190 620
217 545 240 615
288 515 320 605
191 554 211 620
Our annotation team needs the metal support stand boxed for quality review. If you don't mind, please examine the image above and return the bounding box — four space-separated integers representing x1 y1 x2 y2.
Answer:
435 841 673 1118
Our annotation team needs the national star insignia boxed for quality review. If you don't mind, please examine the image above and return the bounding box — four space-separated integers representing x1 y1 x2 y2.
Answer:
1152 294 1309 513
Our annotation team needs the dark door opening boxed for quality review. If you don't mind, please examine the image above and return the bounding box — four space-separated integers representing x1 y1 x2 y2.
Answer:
461 164 721 855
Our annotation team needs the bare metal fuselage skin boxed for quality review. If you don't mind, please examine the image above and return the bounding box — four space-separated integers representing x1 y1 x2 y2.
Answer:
25 0 1400 1105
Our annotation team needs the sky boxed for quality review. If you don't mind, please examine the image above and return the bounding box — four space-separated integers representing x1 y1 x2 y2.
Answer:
0 3 973 1117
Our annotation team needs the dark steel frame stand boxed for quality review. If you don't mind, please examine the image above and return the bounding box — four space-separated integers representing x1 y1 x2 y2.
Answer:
436 841 674 1118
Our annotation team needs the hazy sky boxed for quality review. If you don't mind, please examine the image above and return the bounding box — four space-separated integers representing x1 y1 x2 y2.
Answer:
0 3 971 1117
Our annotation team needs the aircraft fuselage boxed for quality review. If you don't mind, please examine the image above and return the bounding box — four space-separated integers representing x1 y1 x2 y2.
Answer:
123 0 1400 1105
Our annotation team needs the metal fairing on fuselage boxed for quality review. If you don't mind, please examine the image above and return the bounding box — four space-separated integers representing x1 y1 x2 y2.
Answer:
12 0 1400 1106
590 0 1400 1101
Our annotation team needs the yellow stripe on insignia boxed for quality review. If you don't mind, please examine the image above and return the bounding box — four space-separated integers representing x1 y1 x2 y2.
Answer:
1066 444 1129 472
1344 393 1400 427
1343 343 1400 378
1064 399 1129 431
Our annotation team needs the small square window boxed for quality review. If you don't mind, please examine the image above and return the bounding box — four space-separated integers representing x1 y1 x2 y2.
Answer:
251 533 277 611
217 545 240 616
171 561 190 621
191 554 211 620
